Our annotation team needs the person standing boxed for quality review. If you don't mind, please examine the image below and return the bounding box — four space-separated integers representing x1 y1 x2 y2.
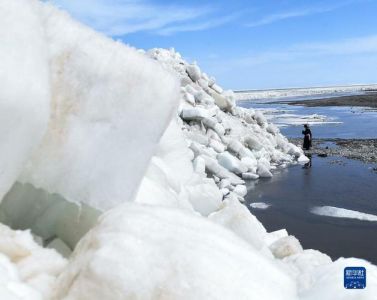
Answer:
302 124 312 150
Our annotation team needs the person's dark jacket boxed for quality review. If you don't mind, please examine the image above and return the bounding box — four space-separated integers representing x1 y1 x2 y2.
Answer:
302 128 312 150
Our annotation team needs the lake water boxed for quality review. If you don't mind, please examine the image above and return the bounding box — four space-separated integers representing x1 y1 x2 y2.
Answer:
246 156 377 263
239 92 377 263
238 93 377 139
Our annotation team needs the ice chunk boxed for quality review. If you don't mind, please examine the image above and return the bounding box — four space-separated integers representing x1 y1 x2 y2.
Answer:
269 236 303 259
311 206 377 221
181 107 210 121
264 229 288 246
250 202 270 210
233 185 247 197
257 164 273 178
209 199 270 253
211 84 224 94
217 152 248 175
241 156 258 170
183 92 195 105
186 180 222 216
209 139 225 153
53 204 297 299
0 0 50 201
244 136 263 151
201 155 244 185
186 64 201 82
193 156 206 174
242 172 260 180
17 3 180 211
298 155 310 164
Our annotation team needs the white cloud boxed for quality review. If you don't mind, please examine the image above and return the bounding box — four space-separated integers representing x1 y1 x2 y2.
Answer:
157 13 239 36
50 0 233 36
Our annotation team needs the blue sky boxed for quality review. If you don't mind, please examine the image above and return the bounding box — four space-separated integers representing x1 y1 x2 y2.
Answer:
51 0 377 90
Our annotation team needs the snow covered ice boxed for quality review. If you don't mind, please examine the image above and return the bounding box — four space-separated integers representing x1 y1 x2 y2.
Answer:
0 0 377 299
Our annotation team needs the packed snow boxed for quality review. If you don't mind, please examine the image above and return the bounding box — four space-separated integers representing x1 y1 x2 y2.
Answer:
311 206 377 222
0 0 376 299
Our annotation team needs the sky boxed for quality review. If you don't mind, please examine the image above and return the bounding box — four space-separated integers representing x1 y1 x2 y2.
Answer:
50 0 377 90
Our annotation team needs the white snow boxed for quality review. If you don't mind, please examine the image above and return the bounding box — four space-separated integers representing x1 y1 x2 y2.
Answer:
0 223 67 299
311 206 377 222
0 1 376 299
53 203 297 300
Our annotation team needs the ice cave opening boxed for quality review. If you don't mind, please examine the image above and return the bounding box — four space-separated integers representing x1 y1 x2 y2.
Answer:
0 183 101 258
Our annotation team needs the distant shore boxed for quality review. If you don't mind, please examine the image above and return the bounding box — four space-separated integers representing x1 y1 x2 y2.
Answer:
276 92 377 108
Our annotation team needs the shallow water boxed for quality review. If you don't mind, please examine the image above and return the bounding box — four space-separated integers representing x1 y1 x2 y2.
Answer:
246 156 377 263
238 93 377 139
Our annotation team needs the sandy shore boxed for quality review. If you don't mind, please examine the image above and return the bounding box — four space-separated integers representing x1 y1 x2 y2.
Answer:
289 138 377 165
277 92 377 108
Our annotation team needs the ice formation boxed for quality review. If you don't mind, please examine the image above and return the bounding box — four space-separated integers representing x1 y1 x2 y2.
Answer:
250 202 271 209
311 206 377 222
1 0 377 299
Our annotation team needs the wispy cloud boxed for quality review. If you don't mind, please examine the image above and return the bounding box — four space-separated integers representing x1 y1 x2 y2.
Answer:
50 0 235 36
157 13 239 36
246 1 360 28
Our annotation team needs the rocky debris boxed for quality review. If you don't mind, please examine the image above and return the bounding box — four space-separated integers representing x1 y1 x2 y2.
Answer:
290 138 377 164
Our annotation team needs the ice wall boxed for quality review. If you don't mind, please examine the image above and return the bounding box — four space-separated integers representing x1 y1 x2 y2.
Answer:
17 3 179 211
144 48 305 214
0 0 50 201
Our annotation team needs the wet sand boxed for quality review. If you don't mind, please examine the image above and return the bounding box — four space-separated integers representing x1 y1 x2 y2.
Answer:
275 92 377 108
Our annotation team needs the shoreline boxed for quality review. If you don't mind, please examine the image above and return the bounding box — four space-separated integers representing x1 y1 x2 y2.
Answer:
276 92 377 108
289 138 377 165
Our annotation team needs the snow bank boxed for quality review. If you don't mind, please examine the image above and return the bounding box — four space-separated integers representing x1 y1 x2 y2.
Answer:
311 206 377 222
53 204 297 300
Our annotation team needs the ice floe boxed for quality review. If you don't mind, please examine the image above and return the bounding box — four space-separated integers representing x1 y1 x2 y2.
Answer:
311 206 377 222
250 202 271 209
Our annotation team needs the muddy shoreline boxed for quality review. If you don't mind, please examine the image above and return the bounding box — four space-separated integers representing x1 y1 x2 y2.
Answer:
276 92 377 108
289 138 377 165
